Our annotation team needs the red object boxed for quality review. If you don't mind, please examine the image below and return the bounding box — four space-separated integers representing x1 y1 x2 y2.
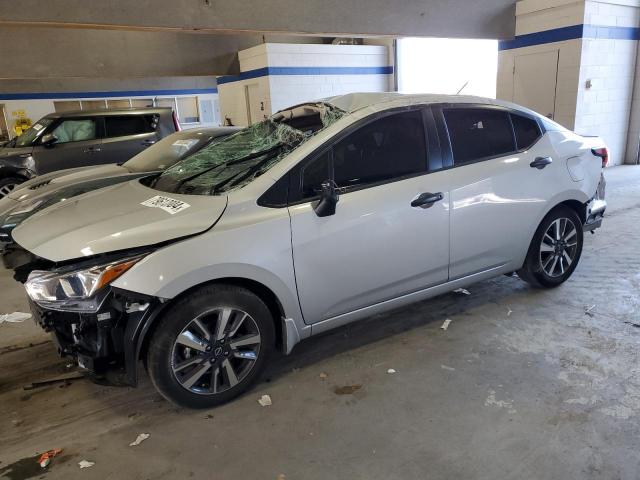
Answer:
172 110 181 132
38 448 62 468
591 147 609 168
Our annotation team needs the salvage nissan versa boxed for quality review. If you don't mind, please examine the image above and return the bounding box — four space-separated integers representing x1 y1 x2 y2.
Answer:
9 93 607 408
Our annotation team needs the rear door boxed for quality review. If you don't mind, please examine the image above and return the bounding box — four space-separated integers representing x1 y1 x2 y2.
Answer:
436 105 556 278
99 114 159 164
289 108 450 324
31 117 104 173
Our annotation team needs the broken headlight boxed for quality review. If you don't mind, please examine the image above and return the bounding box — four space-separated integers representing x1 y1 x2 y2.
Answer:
25 256 143 312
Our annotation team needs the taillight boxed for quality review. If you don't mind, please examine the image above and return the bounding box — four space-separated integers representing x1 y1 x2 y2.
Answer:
591 147 608 168
172 110 181 132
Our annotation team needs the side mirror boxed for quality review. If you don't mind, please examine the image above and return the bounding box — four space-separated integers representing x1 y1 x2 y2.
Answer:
41 133 58 147
313 181 339 217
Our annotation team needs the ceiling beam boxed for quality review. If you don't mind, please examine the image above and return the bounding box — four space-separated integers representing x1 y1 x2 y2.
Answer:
0 0 516 39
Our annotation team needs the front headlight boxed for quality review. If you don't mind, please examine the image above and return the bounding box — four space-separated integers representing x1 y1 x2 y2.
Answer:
25 256 143 312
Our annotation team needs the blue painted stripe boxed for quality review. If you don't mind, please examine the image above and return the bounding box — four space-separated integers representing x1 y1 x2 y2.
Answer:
0 87 218 101
218 65 394 85
499 24 640 50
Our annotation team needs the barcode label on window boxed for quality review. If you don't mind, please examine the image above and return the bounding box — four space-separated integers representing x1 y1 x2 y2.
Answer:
141 195 191 215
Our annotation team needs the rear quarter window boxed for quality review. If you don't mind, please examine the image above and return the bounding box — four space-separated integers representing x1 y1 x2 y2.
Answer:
511 113 542 150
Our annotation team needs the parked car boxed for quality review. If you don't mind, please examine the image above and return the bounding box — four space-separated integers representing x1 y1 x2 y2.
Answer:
0 127 239 254
0 107 180 198
9 93 607 408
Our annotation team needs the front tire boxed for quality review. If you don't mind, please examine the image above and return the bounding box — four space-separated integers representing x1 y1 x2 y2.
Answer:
0 177 23 198
517 206 584 288
147 284 275 409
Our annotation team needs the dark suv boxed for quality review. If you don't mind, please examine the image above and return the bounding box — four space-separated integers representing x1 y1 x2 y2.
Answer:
0 107 178 197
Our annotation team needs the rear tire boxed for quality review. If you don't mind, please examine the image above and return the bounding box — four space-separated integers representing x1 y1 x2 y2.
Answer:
0 177 23 198
147 284 275 409
517 206 583 288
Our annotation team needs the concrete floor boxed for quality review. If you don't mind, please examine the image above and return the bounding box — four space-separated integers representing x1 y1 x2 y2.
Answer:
1 166 639 480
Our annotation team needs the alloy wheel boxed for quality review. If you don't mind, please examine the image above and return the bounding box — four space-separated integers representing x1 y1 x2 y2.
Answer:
170 307 261 395
0 183 17 198
539 217 579 278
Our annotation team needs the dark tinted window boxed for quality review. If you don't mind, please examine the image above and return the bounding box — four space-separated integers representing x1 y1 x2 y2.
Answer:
104 115 156 137
301 110 427 198
444 108 515 164
302 150 331 198
511 113 542 150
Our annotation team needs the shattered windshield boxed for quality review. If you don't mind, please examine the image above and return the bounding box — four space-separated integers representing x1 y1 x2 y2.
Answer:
151 103 345 196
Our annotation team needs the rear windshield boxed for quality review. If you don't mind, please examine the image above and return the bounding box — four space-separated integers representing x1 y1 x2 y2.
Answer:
150 104 345 196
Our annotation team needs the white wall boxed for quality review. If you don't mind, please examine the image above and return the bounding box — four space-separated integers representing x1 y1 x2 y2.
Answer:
218 43 393 126
397 38 499 97
497 0 640 166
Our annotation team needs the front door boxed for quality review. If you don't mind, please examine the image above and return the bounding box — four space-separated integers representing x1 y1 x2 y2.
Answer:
32 117 104 174
289 109 450 324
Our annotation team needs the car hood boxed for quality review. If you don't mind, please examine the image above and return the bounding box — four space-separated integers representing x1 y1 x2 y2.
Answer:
8 164 126 200
12 179 227 262
0 146 33 159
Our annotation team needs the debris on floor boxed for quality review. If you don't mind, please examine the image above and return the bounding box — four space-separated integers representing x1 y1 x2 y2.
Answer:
624 321 640 328
23 372 85 390
507 307 513 316
38 448 62 468
585 304 596 317
387 368 396 374
484 389 516 414
334 384 362 395
258 394 272 406
441 319 452 331
453 288 471 295
0 311 32 325
129 433 150 446
319 372 328 380
78 460 95 469
441 364 456 371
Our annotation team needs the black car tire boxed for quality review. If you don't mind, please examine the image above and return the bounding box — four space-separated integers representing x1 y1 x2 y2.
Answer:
147 284 275 409
518 205 584 288
0 177 24 198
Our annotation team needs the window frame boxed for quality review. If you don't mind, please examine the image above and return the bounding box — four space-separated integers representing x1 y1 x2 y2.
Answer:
433 103 546 169
286 105 439 206
39 116 104 145
510 111 543 151
102 114 157 139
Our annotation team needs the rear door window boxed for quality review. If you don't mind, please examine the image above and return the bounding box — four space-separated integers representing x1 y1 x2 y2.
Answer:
511 113 542 150
443 108 516 164
104 115 156 138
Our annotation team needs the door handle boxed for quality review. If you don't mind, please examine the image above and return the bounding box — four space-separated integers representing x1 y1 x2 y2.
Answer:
83 147 102 153
411 192 444 208
530 156 552 169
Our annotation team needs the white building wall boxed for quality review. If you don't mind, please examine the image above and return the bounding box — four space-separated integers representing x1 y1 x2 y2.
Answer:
497 0 640 166
219 43 393 126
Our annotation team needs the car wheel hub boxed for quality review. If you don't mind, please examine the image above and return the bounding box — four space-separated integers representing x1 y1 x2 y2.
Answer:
539 217 579 278
170 307 261 395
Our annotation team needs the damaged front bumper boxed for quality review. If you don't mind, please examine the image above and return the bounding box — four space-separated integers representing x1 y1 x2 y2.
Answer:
29 287 167 386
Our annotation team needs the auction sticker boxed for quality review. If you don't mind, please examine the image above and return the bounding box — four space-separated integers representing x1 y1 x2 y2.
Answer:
141 195 191 215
